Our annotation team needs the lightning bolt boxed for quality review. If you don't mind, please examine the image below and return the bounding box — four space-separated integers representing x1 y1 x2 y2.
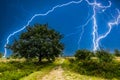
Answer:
68 0 111 50
77 0 111 50
85 0 111 52
77 17 92 49
96 9 120 50
3 0 119 57
3 0 84 57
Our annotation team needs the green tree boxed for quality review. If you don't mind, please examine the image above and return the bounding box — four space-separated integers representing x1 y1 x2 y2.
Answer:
8 24 64 62
114 49 120 57
74 49 93 61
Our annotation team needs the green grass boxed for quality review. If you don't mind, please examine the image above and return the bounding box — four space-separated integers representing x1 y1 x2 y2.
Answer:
20 59 61 80
0 60 56 80
20 63 56 80
63 70 106 80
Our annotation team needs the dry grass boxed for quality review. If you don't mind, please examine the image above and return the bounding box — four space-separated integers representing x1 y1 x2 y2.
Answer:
114 57 120 62
0 58 25 62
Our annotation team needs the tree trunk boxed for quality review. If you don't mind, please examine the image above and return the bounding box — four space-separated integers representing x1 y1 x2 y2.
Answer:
38 53 42 62
46 53 51 62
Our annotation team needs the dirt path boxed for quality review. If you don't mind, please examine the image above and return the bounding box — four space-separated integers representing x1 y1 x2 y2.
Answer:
41 66 65 80
40 58 65 80
35 58 105 80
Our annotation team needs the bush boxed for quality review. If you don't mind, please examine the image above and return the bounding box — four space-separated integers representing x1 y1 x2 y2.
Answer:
66 49 120 79
96 49 113 63
74 49 93 61
68 60 120 79
114 49 120 57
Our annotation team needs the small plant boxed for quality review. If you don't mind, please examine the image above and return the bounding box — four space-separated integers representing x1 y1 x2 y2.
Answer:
74 49 93 61
0 52 3 58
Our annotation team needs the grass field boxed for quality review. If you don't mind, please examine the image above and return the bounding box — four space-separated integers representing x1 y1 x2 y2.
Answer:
0 57 120 80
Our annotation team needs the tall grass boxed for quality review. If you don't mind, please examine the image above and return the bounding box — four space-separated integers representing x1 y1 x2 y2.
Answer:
0 60 55 80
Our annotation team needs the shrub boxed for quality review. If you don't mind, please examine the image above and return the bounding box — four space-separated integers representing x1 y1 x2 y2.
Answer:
74 49 93 61
114 49 120 57
68 60 120 79
96 49 113 63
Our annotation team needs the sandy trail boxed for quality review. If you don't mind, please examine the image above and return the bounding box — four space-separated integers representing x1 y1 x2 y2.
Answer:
41 66 65 80
40 59 65 80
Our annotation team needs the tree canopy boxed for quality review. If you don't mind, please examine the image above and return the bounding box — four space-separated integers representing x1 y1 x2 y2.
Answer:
8 24 64 62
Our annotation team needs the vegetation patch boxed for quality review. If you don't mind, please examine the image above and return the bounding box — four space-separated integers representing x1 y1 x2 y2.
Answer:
0 60 55 80
63 49 120 80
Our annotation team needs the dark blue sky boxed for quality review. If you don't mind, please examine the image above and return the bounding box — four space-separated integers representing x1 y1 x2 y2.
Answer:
0 0 120 56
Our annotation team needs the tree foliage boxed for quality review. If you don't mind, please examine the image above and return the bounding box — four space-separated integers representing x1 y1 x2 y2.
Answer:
8 24 64 62
96 49 113 63
74 49 93 61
